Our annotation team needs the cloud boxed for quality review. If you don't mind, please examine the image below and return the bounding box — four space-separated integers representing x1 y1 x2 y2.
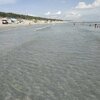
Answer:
44 0 100 21
75 2 92 9
0 0 16 5
65 11 81 20
44 11 63 19
56 11 62 15
63 0 100 21
45 12 51 15
45 11 62 17
76 0 100 9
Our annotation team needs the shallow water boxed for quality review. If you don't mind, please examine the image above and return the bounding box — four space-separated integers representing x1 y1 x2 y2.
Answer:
0 23 100 100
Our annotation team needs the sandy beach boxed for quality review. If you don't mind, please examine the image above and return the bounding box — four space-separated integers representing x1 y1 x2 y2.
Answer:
0 18 35 28
0 23 100 100
0 18 63 29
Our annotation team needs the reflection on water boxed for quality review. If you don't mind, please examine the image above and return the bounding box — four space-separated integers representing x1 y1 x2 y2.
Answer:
0 23 100 100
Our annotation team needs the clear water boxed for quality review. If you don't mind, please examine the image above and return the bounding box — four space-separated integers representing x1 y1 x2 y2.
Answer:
0 23 100 100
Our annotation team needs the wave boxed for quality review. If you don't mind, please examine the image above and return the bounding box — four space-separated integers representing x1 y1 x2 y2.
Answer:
33 25 50 31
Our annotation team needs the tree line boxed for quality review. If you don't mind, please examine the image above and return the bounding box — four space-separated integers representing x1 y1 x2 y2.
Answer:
0 12 62 21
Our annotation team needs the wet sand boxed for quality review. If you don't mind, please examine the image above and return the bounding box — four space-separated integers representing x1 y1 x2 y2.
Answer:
0 23 100 100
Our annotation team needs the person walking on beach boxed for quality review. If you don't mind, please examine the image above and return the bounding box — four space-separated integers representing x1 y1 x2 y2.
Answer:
95 24 97 28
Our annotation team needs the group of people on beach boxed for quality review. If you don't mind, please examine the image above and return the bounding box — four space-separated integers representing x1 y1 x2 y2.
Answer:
73 22 100 29
89 24 100 28
94 24 100 28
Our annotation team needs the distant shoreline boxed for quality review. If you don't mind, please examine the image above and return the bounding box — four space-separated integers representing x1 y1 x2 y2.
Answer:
0 18 63 29
0 22 63 29
0 12 63 29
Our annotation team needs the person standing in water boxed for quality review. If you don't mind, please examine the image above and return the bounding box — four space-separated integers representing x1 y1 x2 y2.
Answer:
95 24 97 28
73 23 75 26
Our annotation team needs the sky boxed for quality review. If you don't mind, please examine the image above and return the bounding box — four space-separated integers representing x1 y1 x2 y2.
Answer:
0 0 100 21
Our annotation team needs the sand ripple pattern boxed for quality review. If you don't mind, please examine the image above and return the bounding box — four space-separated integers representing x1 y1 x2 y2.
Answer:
0 23 100 100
